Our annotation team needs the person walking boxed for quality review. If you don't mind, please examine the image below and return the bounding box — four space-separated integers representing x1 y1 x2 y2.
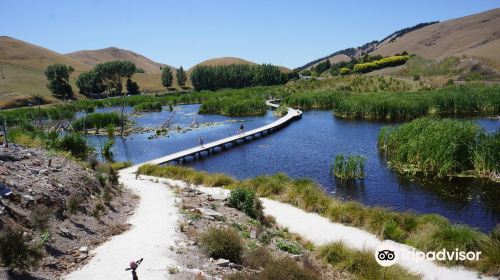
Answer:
198 136 204 147
239 123 244 135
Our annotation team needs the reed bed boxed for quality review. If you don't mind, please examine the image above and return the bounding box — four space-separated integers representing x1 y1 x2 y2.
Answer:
138 164 499 274
133 101 162 112
284 84 500 120
378 117 499 180
71 112 124 133
330 154 366 181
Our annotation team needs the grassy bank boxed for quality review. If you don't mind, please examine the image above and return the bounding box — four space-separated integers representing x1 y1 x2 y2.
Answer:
378 117 499 180
285 84 500 120
137 164 500 275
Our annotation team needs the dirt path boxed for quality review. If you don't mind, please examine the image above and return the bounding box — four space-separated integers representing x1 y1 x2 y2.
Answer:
65 171 179 280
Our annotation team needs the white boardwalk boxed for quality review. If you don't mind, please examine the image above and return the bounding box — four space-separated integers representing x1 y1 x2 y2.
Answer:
122 100 302 174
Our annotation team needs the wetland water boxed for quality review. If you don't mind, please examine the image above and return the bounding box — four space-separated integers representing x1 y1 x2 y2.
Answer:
85 105 500 231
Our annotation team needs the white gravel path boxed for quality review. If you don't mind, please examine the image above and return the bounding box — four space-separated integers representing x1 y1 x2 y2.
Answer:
65 171 179 280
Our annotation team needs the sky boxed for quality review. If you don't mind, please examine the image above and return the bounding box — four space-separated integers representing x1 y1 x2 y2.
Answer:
1 0 499 69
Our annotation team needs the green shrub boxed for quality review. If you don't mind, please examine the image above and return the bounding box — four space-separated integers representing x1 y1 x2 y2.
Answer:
276 239 302 255
354 55 410 73
66 194 84 215
199 227 243 263
0 224 44 271
57 133 93 160
228 188 263 220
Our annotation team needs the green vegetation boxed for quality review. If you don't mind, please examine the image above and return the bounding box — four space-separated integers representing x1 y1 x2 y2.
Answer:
45 64 74 99
76 60 137 96
0 223 43 271
71 112 124 132
276 239 302 254
50 132 93 160
199 226 243 263
176 66 187 87
138 165 500 274
161 67 173 88
331 154 366 181
318 242 420 280
102 139 115 161
310 59 330 75
285 84 500 120
199 98 267 116
133 101 162 112
228 188 263 220
190 64 287 91
125 78 140 94
378 117 499 180
354 55 410 73
402 56 460 77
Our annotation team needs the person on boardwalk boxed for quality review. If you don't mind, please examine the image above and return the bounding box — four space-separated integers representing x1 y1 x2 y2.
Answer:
198 136 204 147
239 123 244 135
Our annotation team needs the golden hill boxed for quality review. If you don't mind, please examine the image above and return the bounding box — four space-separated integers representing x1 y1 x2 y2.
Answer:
371 8 500 66
66 47 173 74
306 54 351 70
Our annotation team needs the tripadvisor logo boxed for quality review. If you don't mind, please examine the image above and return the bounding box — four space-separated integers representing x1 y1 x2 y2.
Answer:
375 241 482 267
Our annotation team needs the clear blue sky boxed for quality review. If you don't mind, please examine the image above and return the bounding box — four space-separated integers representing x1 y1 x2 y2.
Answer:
1 0 498 69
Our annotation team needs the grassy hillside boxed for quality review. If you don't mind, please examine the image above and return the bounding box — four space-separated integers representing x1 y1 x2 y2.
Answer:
371 8 500 66
0 36 91 107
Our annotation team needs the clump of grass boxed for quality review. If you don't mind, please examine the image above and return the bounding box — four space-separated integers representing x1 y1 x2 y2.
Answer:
378 117 498 180
0 223 44 271
243 246 273 269
199 226 243 263
318 241 420 280
330 154 366 181
258 256 320 280
276 239 302 255
200 98 267 116
71 112 124 133
102 139 115 162
30 204 53 230
133 101 162 112
228 188 262 220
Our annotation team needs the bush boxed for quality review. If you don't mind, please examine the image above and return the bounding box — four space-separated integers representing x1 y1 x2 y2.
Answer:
66 194 84 214
276 239 302 255
57 133 93 160
258 257 319 280
199 227 243 263
354 55 410 73
243 246 273 269
228 188 261 219
30 204 53 230
0 224 44 271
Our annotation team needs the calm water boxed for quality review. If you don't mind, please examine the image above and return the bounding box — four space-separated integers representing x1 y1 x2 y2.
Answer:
85 105 500 232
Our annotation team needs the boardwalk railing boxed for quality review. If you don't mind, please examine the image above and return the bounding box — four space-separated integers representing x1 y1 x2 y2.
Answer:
123 100 302 173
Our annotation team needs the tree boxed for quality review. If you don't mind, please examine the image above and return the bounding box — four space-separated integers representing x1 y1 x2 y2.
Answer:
126 78 140 94
45 64 74 99
161 67 173 88
176 66 187 87
76 71 105 96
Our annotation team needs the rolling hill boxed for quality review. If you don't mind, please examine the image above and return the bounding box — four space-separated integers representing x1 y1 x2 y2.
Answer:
371 8 500 66
299 8 500 70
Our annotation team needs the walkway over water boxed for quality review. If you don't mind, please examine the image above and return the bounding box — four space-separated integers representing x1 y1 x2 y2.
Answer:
124 100 302 173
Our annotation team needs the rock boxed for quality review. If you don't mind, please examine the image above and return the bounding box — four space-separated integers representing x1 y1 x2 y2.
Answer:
215 258 230 267
79 246 89 254
23 194 34 201
198 207 224 220
58 226 76 239
208 193 227 201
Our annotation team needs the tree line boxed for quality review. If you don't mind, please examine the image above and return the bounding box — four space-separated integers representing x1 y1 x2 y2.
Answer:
190 64 288 91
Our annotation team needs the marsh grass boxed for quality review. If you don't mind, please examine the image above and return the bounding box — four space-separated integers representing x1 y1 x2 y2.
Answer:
133 101 162 112
378 117 499 180
71 112 124 133
331 154 366 181
138 164 500 274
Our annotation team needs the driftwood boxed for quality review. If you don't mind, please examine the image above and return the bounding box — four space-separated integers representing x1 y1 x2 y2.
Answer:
161 111 176 129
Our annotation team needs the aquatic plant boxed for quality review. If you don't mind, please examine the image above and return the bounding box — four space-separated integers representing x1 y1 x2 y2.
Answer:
102 139 115 162
330 154 366 181
378 117 498 180
71 112 124 133
133 101 162 112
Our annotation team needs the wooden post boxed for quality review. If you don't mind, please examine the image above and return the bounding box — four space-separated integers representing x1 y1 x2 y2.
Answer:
1 117 8 147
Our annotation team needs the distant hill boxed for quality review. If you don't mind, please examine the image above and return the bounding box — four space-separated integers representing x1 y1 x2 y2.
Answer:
371 8 500 66
0 36 90 72
66 47 173 74
298 8 500 70
188 57 291 73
